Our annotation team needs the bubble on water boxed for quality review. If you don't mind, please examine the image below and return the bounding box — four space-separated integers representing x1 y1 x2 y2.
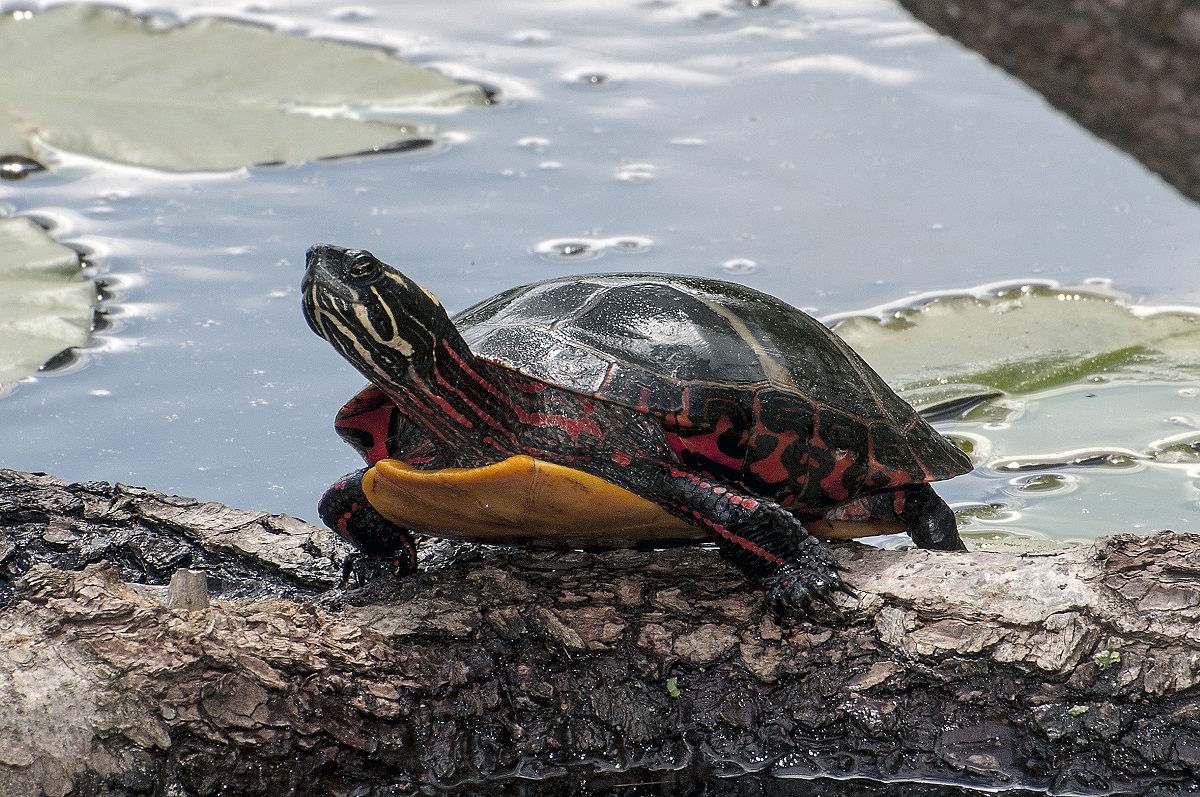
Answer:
538 161 563 170
89 389 112 397
534 239 599 261
534 235 653 262
1180 388 1198 398
10 9 33 19
670 137 706 146
329 5 377 21
516 137 551 152
579 73 608 86
609 236 653 253
510 28 552 44
615 162 656 183
0 155 46 180
722 258 758 275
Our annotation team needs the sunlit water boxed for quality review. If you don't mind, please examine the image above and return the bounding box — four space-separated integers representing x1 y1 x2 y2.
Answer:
2 0 1199 551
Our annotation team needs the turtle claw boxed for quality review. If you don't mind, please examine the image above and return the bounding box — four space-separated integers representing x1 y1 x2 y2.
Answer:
760 558 852 615
340 552 407 588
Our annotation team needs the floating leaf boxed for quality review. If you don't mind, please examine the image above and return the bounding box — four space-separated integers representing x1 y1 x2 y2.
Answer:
0 217 95 388
834 284 1200 407
0 4 487 172
842 286 1200 548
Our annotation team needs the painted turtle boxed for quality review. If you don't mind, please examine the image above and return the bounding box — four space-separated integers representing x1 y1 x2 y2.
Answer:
302 244 971 610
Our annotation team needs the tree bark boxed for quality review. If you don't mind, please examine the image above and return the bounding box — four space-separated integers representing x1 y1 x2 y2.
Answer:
896 0 1200 204
2 468 1200 796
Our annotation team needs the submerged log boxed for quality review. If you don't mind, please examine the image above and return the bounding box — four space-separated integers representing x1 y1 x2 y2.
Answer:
1 468 1200 796
896 0 1200 204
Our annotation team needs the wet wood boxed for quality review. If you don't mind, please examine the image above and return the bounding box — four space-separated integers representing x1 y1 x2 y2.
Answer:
896 0 1200 204
2 467 1200 796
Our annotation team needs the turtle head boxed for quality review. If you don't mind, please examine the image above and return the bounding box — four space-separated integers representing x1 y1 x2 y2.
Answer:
302 244 454 389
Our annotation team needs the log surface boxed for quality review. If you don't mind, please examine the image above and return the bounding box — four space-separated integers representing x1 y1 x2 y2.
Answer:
2 469 1200 795
896 0 1200 203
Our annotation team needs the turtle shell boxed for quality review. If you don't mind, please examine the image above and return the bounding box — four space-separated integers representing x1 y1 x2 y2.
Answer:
454 273 970 502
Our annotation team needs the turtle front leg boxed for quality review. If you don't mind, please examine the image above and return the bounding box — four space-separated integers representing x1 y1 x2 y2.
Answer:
824 483 965 551
649 466 851 612
319 468 418 579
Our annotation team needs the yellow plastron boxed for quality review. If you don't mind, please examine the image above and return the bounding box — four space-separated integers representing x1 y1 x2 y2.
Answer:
362 455 903 548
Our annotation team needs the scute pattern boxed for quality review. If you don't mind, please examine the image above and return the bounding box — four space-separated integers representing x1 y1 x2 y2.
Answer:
459 273 968 491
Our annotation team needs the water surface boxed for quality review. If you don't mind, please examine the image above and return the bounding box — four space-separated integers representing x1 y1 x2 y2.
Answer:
2 0 1198 543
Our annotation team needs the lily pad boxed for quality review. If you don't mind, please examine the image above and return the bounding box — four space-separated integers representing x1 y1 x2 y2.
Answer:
833 284 1200 407
837 285 1200 549
0 4 487 173
0 217 96 388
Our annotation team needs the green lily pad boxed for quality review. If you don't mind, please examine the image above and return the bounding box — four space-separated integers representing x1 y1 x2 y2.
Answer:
0 217 96 389
0 4 487 173
839 285 1200 548
833 284 1200 407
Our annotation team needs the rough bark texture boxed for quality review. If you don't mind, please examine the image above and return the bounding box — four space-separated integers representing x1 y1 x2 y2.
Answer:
895 0 1200 203
2 468 1200 796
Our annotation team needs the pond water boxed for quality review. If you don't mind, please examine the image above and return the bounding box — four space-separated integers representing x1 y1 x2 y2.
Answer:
3 0 1200 551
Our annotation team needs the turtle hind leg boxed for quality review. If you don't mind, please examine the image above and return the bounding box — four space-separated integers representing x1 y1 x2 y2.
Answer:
319 468 418 580
837 483 965 551
646 465 853 613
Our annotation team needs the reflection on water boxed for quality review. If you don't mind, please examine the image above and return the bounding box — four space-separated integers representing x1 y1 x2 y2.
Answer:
1 0 1198 535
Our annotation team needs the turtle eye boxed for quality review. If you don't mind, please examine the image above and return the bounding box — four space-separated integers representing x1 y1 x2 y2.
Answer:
346 253 381 283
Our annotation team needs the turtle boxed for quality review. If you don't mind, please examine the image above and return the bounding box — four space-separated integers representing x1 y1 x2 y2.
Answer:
301 243 972 610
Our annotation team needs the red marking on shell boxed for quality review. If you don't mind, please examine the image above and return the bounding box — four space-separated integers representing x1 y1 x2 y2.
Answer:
611 451 633 467
668 415 743 472
335 387 395 465
748 428 801 485
638 387 652 412
818 448 856 502
892 489 906 515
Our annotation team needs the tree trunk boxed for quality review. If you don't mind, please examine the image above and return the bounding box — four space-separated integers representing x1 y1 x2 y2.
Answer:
895 0 1200 204
2 468 1200 795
